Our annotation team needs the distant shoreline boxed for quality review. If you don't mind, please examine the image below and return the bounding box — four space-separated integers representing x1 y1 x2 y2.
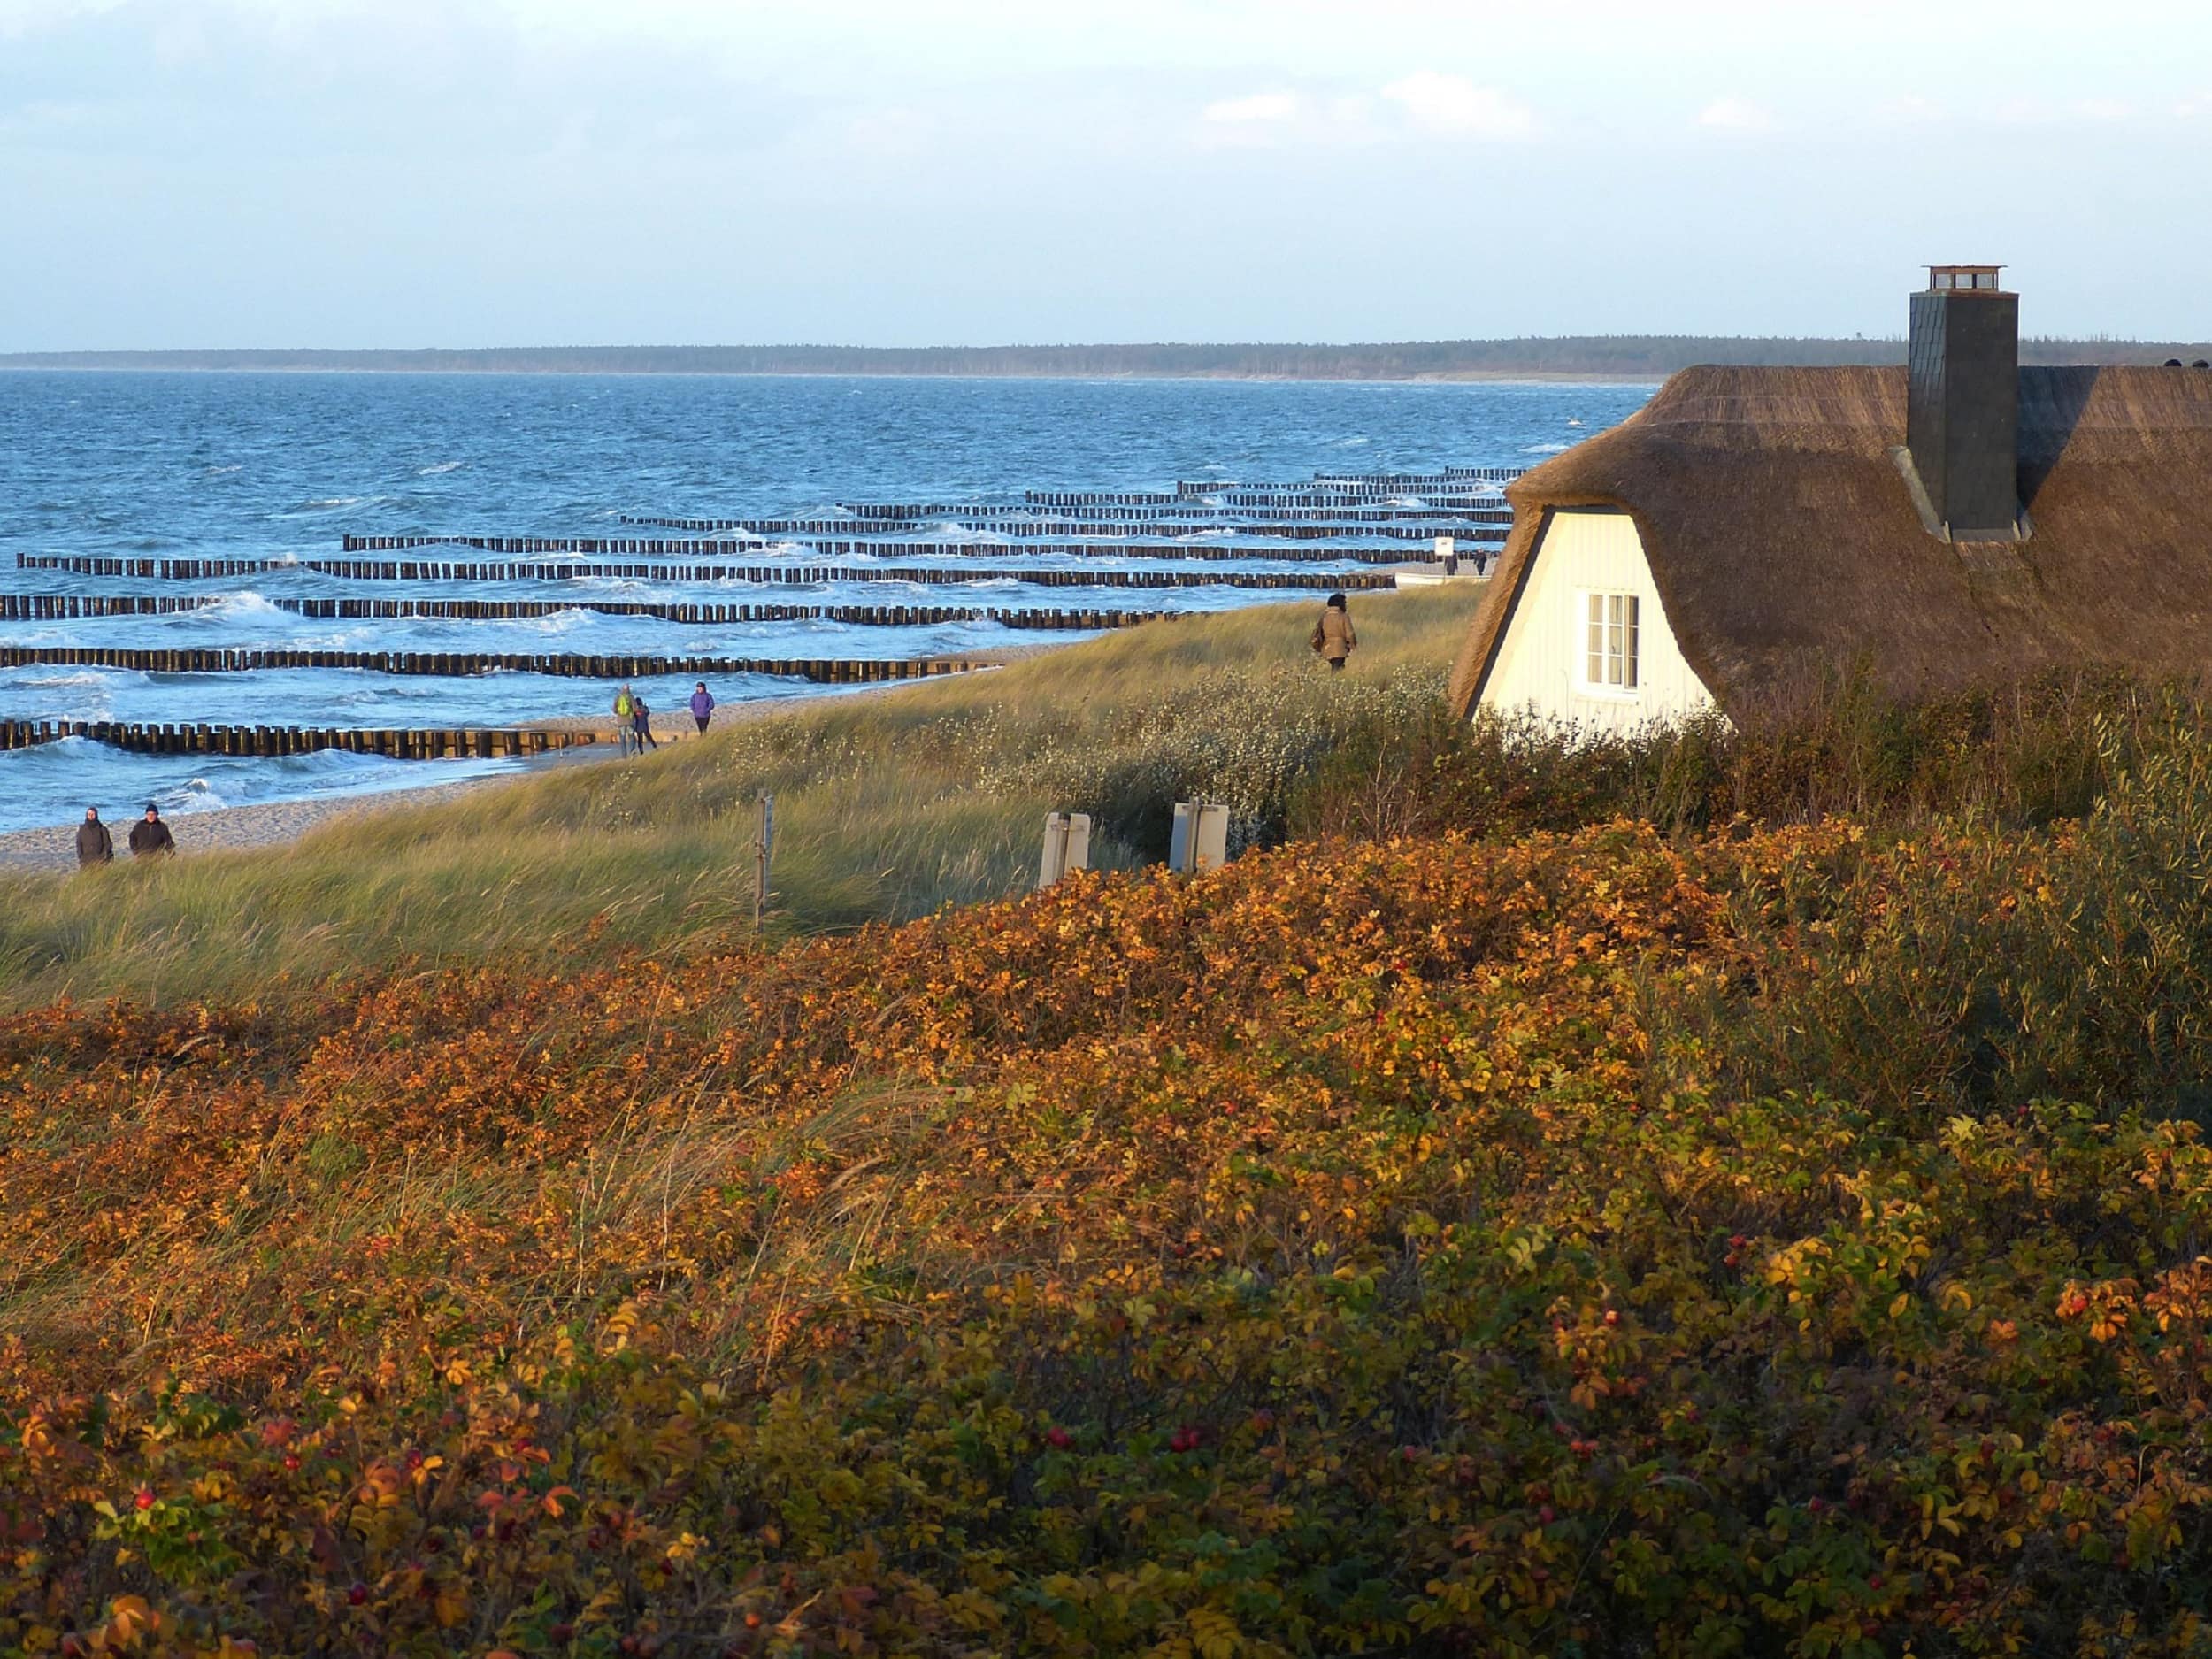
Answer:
0 364 1670 384
4 336 2207 381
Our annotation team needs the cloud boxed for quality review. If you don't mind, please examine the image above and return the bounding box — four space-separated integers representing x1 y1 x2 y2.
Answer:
841 106 933 159
0 0 126 35
1379 71 1534 138
1696 96 1773 131
1202 91 1299 125
1873 95 1944 125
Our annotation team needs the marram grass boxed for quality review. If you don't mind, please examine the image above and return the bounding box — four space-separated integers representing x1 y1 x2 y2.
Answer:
0 589 1481 1010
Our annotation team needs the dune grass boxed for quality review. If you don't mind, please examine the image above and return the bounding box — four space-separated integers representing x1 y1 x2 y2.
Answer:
0 588 1482 1010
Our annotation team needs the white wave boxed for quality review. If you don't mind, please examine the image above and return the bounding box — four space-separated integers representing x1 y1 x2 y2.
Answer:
14 671 146 689
200 591 291 618
1522 442 1572 454
1336 436 1372 448
0 733 97 764
300 496 361 509
159 778 230 816
917 523 1012 545
204 464 243 476
416 460 466 476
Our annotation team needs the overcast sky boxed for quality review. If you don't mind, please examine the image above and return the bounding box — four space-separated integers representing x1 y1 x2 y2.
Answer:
3 0 2208 349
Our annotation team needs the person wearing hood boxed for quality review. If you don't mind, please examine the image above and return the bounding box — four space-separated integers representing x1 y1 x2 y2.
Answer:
690 681 716 735
128 803 175 858
76 806 113 868
1310 592 1357 672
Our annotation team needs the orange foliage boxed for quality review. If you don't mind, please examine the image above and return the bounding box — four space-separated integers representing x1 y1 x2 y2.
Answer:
3 820 2211 1654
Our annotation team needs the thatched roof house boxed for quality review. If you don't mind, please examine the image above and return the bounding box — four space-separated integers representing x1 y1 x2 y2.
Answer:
1449 272 2212 726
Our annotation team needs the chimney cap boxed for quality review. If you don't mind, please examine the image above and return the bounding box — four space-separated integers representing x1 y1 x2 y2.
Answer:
1925 264 2008 295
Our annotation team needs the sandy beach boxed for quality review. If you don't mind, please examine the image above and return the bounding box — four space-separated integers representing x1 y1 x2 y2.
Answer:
0 707 713 874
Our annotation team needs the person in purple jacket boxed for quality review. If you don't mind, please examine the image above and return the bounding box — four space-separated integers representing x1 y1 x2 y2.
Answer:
689 681 715 735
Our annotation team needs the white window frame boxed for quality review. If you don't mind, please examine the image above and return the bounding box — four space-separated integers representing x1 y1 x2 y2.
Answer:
1578 589 1642 697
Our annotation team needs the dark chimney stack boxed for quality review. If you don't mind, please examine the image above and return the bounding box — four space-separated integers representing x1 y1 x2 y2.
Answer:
1907 265 2021 540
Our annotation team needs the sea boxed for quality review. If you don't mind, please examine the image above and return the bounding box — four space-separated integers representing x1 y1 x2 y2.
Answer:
0 373 1654 836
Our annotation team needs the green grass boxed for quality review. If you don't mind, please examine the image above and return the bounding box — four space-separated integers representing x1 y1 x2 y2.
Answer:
0 589 1482 1010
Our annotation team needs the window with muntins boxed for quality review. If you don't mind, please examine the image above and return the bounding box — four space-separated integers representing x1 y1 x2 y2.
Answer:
1584 592 1640 690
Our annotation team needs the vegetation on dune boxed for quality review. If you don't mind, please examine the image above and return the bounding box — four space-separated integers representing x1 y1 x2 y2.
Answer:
0 579 2177 1018
0 595 1478 1011
21 588 2212 1651
12 700 2212 1651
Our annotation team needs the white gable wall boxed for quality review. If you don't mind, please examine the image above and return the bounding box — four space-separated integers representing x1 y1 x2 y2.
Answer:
1479 507 1718 733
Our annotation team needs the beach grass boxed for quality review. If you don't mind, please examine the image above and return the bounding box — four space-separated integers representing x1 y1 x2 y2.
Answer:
0 588 1481 1010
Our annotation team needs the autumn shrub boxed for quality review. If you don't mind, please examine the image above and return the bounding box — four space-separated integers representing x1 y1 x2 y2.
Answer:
17 788 2212 1653
1664 704 2212 1129
1286 665 2193 849
978 663 1448 856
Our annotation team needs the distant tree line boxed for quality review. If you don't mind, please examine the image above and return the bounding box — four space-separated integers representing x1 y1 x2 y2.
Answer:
4 336 2207 379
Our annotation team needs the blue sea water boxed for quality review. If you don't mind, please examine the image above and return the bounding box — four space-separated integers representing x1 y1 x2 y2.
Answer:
0 373 1653 834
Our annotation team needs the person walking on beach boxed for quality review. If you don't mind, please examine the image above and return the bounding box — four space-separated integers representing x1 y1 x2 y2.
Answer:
613 683 636 757
76 806 113 867
631 691 657 754
127 803 175 858
690 681 715 735
1311 592 1357 672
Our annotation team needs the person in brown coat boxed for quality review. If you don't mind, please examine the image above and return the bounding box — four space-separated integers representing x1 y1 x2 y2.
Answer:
1311 592 1357 672
77 807 113 867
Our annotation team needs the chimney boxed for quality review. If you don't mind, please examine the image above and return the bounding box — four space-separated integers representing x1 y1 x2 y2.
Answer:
1906 265 2021 540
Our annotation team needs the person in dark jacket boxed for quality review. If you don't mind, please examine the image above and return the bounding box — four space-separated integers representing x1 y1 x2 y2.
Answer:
77 807 113 867
128 803 175 857
689 681 715 735
631 693 657 753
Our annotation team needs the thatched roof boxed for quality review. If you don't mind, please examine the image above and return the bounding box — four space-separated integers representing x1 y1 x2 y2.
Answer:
1448 364 2212 718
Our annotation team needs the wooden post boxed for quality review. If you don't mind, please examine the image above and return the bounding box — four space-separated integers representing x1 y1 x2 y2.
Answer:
753 795 775 932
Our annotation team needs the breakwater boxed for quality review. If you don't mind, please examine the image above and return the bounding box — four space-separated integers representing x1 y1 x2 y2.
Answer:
0 718 606 760
13 554 1397 590
336 535 1417 564
0 594 1167 629
0 645 986 684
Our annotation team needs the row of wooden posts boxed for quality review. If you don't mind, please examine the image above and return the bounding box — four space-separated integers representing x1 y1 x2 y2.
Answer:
828 498 1498 522
0 593 1171 629
0 645 983 683
13 553 1397 591
329 535 1422 564
0 718 604 760
699 518 1494 542
819 504 1512 529
345 518 1502 548
634 467 1524 526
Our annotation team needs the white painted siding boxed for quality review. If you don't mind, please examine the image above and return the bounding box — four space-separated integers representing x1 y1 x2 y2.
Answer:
1479 508 1717 733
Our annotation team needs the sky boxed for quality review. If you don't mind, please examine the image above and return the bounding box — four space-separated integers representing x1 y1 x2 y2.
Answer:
2 0 2208 349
